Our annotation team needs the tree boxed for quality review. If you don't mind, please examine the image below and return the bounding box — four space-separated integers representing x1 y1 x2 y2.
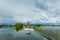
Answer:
0 24 3 28
14 23 23 31
26 21 30 28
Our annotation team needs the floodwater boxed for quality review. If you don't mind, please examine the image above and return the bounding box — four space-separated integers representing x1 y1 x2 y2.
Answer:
39 26 60 40
0 27 48 40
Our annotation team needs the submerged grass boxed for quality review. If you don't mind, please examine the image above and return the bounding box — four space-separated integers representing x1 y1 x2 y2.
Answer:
34 27 60 40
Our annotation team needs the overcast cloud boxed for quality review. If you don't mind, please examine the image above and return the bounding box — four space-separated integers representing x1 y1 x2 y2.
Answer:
0 0 60 23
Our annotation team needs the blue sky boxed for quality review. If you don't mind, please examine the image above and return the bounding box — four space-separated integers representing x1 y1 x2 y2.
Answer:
0 0 60 23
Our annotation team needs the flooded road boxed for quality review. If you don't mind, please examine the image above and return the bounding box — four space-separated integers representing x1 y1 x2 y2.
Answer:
14 28 48 40
0 28 48 40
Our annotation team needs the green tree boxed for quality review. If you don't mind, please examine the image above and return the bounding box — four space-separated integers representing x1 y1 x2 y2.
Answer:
27 21 30 26
14 23 23 31
0 24 3 28
26 21 30 27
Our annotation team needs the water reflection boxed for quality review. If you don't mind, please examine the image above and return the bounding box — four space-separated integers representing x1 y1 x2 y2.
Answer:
39 26 60 40
0 28 16 40
0 27 48 40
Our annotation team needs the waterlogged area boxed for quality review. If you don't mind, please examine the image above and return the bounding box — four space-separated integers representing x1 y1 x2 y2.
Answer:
37 26 60 40
0 28 16 40
0 25 60 40
0 27 48 40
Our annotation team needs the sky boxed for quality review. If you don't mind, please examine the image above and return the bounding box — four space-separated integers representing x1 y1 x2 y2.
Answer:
0 0 60 23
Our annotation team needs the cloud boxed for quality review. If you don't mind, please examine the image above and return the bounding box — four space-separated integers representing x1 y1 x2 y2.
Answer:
35 0 60 23
0 0 60 23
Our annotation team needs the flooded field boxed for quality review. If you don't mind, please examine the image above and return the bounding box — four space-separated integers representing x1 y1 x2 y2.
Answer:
37 26 60 40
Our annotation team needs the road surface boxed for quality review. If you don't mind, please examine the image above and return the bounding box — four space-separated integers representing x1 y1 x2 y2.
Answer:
14 28 48 40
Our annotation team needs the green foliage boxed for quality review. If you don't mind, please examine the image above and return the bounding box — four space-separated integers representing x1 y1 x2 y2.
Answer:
11 23 23 32
27 21 30 26
26 21 31 28
34 24 43 27
33 25 43 31
9 25 14 28
0 24 3 28
52 24 56 26
11 25 16 29
15 23 23 31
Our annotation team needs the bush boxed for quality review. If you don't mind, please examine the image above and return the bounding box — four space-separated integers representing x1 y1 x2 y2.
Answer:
12 23 23 32
15 23 23 31
34 24 43 27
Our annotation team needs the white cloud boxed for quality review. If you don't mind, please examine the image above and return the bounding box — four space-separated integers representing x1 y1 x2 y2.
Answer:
0 0 60 23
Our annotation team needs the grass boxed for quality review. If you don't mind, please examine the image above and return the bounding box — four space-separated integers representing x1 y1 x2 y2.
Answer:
35 27 60 40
